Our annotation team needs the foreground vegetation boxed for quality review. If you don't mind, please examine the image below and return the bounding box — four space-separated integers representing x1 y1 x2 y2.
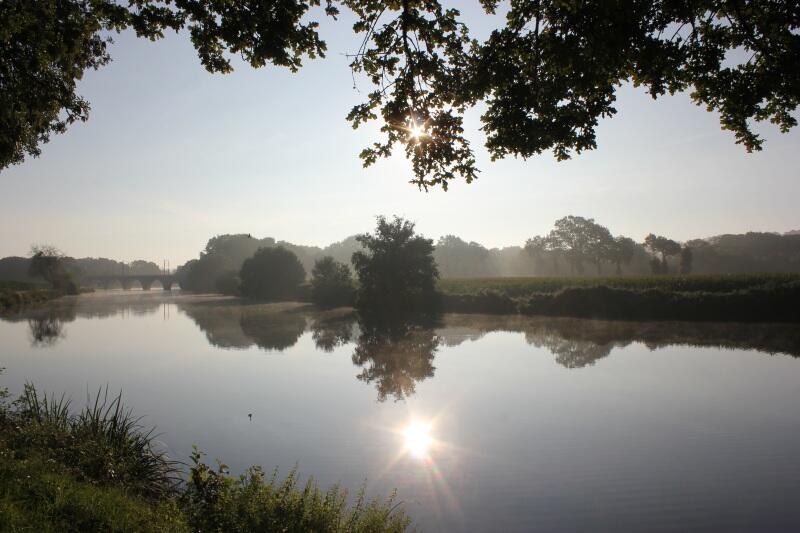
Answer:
440 274 800 322
0 381 411 533
0 281 62 312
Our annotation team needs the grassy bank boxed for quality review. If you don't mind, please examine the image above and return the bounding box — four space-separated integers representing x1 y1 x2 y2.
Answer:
439 274 800 322
0 382 411 533
439 273 800 296
0 281 62 312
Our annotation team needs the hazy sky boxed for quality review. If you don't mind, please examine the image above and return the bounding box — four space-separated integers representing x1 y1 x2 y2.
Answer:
2 7 798 265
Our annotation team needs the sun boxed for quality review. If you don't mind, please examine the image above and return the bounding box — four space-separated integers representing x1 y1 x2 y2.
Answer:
403 420 433 459
405 118 428 142
409 123 427 140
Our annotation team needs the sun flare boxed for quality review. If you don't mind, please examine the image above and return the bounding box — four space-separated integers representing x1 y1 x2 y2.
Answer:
409 123 426 139
403 421 433 459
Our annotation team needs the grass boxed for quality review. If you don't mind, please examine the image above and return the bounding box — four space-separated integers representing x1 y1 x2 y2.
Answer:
0 378 412 532
438 274 800 322
438 273 800 297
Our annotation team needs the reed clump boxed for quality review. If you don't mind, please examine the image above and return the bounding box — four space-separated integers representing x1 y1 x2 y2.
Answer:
0 378 412 532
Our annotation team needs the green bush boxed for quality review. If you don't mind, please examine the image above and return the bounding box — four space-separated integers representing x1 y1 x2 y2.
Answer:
182 449 410 533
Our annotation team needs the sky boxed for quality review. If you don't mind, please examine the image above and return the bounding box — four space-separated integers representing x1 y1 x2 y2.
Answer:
2 6 799 266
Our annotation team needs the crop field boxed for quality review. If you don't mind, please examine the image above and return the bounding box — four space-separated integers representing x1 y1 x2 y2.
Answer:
438 273 800 297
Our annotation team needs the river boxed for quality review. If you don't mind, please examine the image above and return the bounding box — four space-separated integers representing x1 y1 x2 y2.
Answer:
1 291 799 531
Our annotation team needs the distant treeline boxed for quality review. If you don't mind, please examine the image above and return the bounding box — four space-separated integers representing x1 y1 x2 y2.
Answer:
0 257 161 284
173 218 800 294
2 218 799 289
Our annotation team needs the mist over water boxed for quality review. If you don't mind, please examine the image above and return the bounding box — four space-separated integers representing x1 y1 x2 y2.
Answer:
2 292 799 531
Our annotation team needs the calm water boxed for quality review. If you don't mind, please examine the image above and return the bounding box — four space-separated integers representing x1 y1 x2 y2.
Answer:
2 291 799 532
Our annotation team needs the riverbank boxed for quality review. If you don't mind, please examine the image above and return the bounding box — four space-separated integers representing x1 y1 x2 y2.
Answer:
439 274 800 322
0 282 62 312
0 380 411 532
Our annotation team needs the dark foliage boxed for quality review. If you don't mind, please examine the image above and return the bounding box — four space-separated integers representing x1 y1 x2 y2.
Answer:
240 246 306 301
311 256 355 308
28 245 77 294
3 2 797 187
352 216 439 315
440 289 517 315
517 283 800 323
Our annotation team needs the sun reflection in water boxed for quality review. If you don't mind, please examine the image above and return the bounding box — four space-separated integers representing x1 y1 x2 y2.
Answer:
403 420 433 459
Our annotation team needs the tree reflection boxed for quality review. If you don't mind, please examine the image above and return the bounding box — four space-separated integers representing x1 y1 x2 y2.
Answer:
310 313 356 352
27 315 67 347
525 332 617 368
239 311 307 351
352 316 439 402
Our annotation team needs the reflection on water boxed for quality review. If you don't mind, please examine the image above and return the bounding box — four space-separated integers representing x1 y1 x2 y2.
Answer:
353 318 439 402
27 316 67 347
2 292 800 532
4 293 800 402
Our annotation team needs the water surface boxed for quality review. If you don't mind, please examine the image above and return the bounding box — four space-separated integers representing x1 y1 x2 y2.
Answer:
2 292 799 531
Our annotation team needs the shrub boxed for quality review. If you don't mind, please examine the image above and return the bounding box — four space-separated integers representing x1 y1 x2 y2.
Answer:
240 247 306 301
8 385 180 499
182 449 410 533
440 290 517 314
311 256 355 307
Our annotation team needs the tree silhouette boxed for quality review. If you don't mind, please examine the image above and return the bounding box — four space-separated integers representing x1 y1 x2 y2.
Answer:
546 216 614 275
610 236 637 276
434 235 496 278
352 216 439 315
680 246 694 275
310 256 355 308
28 245 76 293
644 234 682 274
240 247 306 301
3 1 797 187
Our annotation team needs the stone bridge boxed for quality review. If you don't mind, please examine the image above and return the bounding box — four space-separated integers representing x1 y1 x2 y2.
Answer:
87 275 177 291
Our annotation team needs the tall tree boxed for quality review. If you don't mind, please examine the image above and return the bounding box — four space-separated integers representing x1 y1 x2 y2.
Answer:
351 216 439 314
434 235 494 278
680 246 694 275
546 216 612 275
2 1 797 187
28 245 75 292
644 234 682 274
610 236 637 275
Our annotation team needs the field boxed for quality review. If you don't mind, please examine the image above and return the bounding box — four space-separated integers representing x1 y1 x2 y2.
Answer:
438 273 800 297
438 274 800 322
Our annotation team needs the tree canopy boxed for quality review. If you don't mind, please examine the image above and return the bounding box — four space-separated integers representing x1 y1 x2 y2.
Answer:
28 245 77 293
310 256 355 307
2 1 798 188
239 246 306 300
352 216 439 314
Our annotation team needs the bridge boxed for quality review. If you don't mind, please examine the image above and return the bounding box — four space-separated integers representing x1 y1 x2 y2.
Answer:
86 274 177 291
